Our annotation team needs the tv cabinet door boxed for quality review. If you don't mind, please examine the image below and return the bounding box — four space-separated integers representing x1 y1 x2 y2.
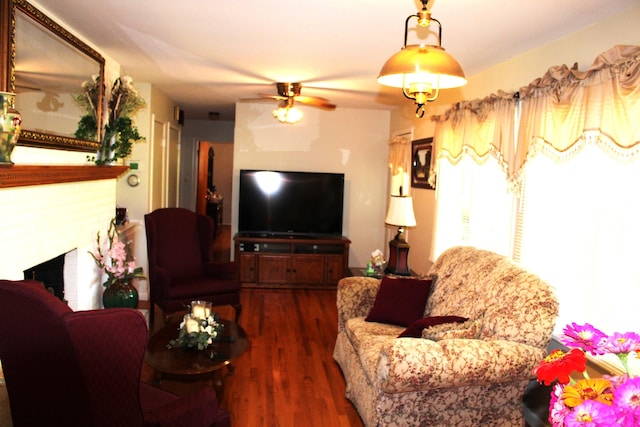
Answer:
238 253 257 283
291 255 325 285
258 255 290 284
326 255 346 285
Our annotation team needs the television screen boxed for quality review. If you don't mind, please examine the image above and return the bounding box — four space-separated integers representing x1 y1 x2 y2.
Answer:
238 169 345 237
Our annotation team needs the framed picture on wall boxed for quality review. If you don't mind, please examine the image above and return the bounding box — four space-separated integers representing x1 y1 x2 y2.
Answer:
411 138 435 189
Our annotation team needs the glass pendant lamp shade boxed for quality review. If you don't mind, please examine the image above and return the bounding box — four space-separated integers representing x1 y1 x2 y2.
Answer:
377 0 467 117
377 44 467 90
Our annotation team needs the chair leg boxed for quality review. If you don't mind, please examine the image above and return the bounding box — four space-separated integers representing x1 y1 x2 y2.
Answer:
149 301 155 329
232 303 242 323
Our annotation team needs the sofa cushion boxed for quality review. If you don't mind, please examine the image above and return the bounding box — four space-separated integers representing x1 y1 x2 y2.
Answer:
421 318 483 341
365 276 434 327
398 315 469 338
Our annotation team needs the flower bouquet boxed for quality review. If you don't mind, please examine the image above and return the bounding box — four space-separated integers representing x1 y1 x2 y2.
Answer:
167 301 224 351
533 323 640 426
89 218 144 288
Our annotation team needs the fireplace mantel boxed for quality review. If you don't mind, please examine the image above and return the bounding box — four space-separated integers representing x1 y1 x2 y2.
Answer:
0 165 128 188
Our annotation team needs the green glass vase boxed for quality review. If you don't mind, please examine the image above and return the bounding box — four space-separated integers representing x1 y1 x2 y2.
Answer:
0 92 22 165
102 280 138 309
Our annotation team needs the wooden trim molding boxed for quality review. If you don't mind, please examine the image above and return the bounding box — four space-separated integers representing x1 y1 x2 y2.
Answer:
0 165 128 188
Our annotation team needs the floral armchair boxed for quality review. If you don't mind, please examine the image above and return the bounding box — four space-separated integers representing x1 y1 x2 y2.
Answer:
333 246 559 427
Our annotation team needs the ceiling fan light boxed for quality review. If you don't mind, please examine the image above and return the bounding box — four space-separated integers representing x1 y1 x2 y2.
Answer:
273 106 303 124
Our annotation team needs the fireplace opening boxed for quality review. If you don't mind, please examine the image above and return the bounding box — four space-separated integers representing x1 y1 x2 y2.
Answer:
23 254 66 303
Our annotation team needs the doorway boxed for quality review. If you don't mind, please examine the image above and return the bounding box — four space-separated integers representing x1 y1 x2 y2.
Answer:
196 141 234 228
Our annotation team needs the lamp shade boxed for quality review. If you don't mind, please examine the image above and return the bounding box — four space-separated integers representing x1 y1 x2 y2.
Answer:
385 195 417 227
377 44 467 90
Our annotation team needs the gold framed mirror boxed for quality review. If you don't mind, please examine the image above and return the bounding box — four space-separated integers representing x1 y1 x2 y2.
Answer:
1 0 105 152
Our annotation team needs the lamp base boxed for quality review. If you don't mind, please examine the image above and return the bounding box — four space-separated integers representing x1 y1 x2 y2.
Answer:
385 238 411 276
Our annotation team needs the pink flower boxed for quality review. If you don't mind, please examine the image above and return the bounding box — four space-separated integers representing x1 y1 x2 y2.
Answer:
614 377 640 426
126 261 136 275
603 332 640 355
549 383 571 426
89 218 144 287
564 400 617 426
562 323 608 355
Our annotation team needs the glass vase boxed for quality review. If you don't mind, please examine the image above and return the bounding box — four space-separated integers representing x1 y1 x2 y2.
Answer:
0 92 22 165
102 280 139 308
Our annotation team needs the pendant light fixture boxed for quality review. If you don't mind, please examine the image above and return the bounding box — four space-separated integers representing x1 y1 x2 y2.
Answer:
377 0 466 118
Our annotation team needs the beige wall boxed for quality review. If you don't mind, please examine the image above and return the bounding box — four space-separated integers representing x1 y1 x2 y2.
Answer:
115 83 180 222
232 103 391 267
389 4 640 274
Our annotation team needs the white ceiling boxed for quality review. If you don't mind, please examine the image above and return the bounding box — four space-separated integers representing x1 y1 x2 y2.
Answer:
33 0 638 121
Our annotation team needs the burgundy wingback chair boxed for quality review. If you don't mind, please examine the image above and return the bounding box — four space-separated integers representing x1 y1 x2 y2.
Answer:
0 279 230 427
144 208 241 326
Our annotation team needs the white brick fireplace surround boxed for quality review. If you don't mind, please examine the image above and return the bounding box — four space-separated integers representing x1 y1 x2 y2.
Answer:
0 167 126 311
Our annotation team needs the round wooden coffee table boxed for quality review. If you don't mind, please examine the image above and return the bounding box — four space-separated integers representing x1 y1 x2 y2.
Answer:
145 318 248 397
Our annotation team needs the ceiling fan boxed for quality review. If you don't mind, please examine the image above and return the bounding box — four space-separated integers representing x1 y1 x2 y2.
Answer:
241 82 336 123
255 82 337 111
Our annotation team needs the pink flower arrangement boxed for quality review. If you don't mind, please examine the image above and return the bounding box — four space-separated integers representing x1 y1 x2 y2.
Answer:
533 323 640 426
90 218 144 288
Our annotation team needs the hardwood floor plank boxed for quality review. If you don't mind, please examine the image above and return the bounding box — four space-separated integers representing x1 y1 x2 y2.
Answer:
215 288 363 427
144 226 363 426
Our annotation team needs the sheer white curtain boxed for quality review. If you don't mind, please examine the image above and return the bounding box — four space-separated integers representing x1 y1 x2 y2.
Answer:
434 156 515 259
516 139 640 336
431 92 517 260
432 45 640 344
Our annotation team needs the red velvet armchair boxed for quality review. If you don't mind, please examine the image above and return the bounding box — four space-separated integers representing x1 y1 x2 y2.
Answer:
144 208 241 326
0 279 230 427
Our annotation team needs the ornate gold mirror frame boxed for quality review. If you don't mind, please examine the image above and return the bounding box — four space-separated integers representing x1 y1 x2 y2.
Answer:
0 0 104 152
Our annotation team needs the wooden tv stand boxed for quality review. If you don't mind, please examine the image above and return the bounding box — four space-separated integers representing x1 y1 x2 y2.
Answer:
234 234 350 288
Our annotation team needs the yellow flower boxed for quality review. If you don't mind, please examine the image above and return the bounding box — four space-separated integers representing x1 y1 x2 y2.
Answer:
562 378 613 408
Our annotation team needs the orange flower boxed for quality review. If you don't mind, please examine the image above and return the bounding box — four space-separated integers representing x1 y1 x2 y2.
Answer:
562 378 613 408
533 348 587 385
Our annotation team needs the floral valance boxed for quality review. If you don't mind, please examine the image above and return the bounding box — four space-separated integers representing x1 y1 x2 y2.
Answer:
431 90 515 175
515 44 640 179
430 44 640 183
387 135 411 176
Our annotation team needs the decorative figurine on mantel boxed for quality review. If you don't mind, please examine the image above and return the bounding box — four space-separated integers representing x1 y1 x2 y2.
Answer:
75 76 146 165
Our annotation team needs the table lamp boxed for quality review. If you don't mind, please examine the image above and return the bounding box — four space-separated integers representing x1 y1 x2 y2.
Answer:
384 189 417 275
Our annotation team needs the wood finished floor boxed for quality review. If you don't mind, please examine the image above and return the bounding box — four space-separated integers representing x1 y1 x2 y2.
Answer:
142 226 364 427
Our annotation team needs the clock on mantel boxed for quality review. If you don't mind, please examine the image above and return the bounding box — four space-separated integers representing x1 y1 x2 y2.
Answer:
0 165 129 188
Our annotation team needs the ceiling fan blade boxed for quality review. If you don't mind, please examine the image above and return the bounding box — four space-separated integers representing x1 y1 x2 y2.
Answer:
257 94 287 101
296 96 336 110
238 94 287 103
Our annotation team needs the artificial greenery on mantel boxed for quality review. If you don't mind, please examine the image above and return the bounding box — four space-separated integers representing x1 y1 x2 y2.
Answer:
75 76 146 165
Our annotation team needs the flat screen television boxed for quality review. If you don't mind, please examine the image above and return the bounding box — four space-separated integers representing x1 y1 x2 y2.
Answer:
238 169 345 238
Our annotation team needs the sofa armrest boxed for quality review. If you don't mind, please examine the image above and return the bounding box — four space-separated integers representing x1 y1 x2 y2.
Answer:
336 276 380 331
378 338 545 393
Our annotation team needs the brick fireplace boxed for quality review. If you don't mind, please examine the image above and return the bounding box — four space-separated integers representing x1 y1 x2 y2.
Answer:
0 166 127 310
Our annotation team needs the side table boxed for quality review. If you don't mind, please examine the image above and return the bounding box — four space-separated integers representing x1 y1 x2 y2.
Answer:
145 318 248 400
348 267 421 278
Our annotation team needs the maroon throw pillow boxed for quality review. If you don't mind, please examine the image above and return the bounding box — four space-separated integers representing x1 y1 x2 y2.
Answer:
365 276 434 327
398 315 469 338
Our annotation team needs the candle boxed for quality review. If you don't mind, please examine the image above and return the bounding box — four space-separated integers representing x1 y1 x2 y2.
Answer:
192 305 205 320
185 315 200 334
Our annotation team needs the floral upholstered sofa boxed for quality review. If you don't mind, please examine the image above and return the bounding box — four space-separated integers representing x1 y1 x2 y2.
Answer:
333 246 559 427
